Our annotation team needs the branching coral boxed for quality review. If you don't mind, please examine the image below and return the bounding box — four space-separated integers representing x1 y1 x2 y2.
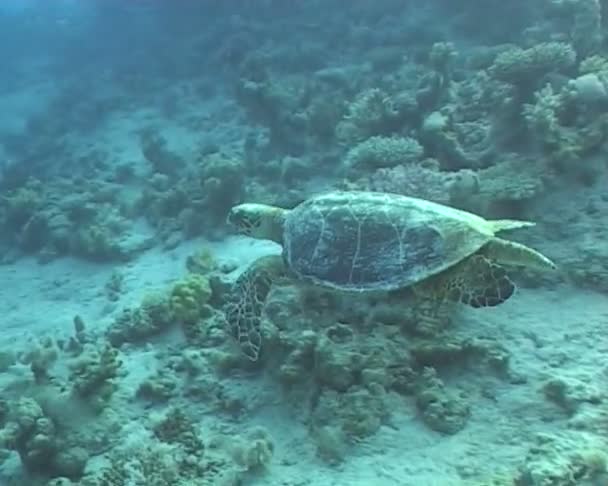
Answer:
344 135 423 170
415 41 458 111
18 336 59 384
465 157 546 215
489 42 576 86
420 110 491 169
336 88 402 143
524 82 608 180
69 343 122 411
351 159 476 206
578 54 608 75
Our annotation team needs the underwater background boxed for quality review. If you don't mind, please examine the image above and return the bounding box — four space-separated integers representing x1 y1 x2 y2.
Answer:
0 0 607 485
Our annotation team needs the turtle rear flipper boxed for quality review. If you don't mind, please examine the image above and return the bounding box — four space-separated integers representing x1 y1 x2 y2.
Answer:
415 254 515 309
441 254 515 308
412 255 515 333
482 237 556 271
223 255 285 361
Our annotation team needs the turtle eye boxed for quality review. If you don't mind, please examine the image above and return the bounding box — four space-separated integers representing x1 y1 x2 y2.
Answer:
228 207 260 235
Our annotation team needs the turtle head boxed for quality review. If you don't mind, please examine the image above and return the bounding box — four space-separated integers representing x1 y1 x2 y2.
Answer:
227 203 285 243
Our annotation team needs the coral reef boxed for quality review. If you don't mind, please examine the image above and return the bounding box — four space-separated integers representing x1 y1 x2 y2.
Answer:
489 42 576 88
312 385 390 441
68 344 122 412
1 2 607 485
415 367 471 434
140 152 246 241
344 135 423 170
0 177 150 262
336 88 405 144
17 336 59 384
169 273 213 325
348 159 474 205
140 130 186 178
515 432 607 485
0 398 89 480
83 408 273 485
524 81 608 182
106 294 174 346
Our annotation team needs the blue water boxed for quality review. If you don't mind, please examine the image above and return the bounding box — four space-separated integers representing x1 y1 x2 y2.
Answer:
0 1 606 485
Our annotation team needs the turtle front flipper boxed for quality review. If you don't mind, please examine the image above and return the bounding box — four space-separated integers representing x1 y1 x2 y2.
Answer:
223 255 286 361
434 254 515 308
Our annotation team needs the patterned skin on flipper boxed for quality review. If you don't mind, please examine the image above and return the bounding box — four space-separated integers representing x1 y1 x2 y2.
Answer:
223 268 271 361
223 255 285 361
443 255 515 308
411 254 515 334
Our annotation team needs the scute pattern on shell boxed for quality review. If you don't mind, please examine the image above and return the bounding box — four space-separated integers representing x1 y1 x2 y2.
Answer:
283 192 491 291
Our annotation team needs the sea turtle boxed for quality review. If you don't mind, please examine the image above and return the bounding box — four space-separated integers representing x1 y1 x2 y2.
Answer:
223 191 556 360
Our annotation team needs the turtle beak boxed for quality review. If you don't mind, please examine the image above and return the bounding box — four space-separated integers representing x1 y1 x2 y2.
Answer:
227 205 252 235
226 208 237 227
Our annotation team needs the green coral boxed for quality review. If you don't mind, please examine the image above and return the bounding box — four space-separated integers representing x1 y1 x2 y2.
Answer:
169 274 212 324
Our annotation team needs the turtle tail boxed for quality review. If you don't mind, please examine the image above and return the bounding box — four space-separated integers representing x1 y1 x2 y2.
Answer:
487 219 536 233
